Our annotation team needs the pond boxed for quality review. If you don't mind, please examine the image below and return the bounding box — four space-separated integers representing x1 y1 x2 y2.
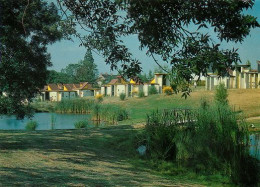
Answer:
250 133 260 160
0 113 96 130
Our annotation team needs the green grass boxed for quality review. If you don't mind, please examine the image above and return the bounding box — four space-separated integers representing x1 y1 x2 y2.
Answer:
74 120 88 129
31 101 56 112
0 126 232 186
25 121 38 131
104 93 208 124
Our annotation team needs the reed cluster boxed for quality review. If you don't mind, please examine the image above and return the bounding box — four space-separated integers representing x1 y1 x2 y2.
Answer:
55 98 95 114
91 103 128 124
55 98 128 124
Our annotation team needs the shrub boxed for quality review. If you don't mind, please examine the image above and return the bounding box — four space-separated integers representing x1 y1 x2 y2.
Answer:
95 94 103 102
98 104 128 124
131 90 138 97
214 83 228 105
138 91 145 98
117 108 128 121
74 120 88 129
119 93 126 101
144 110 184 160
148 86 158 95
163 86 173 95
197 80 206 86
25 121 38 131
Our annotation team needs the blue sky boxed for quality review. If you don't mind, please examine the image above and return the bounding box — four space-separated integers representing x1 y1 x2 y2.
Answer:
47 1 260 73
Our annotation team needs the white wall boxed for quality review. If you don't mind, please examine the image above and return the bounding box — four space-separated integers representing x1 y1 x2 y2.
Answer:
116 85 126 96
50 92 58 101
143 85 149 96
101 87 105 95
107 86 111 96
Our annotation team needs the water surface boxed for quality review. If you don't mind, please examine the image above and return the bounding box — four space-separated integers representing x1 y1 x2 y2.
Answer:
0 113 91 130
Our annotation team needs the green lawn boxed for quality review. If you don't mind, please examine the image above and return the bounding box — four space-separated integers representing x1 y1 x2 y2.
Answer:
0 126 231 186
104 91 212 124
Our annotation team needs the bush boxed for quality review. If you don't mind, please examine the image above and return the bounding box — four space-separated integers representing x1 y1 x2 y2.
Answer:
98 104 128 123
117 108 128 121
131 90 138 97
145 110 179 160
25 121 38 131
119 93 126 101
214 83 228 105
148 86 158 95
197 80 206 86
162 86 173 95
74 120 88 129
138 91 145 98
95 94 103 102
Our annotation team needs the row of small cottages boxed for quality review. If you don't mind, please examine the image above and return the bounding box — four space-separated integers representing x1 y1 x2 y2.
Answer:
40 82 99 101
100 73 170 97
41 73 170 101
206 62 260 90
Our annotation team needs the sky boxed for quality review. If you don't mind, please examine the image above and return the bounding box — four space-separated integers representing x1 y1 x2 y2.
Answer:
47 1 260 74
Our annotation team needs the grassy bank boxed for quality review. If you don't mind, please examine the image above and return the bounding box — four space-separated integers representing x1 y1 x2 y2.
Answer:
0 126 231 186
32 89 260 131
103 89 260 127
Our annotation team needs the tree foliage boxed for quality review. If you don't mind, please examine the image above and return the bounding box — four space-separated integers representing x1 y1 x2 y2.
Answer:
0 0 62 118
47 70 74 84
76 49 99 84
58 0 259 96
61 49 98 84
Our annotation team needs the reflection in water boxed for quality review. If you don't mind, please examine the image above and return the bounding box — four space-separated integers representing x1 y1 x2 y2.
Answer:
0 113 93 130
249 133 260 160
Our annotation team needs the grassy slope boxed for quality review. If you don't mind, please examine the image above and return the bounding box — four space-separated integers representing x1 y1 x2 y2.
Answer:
104 88 260 129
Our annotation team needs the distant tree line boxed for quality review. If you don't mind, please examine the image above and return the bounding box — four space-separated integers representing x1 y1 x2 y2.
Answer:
47 49 98 85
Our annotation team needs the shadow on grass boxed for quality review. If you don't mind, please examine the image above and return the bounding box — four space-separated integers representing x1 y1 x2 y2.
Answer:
0 126 176 186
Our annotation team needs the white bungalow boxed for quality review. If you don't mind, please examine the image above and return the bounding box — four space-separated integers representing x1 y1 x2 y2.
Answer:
100 73 170 97
205 62 260 90
40 82 97 101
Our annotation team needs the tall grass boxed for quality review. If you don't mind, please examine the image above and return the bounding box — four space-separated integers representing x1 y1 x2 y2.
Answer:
55 98 128 124
138 91 145 98
148 86 158 95
55 98 95 114
119 93 126 101
214 83 228 105
142 85 259 186
91 103 128 124
74 120 88 129
50 113 56 130
25 121 38 131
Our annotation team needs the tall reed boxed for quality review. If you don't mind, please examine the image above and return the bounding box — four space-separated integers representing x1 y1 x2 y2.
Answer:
143 86 259 186
91 103 128 124
55 98 129 125
55 98 95 114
